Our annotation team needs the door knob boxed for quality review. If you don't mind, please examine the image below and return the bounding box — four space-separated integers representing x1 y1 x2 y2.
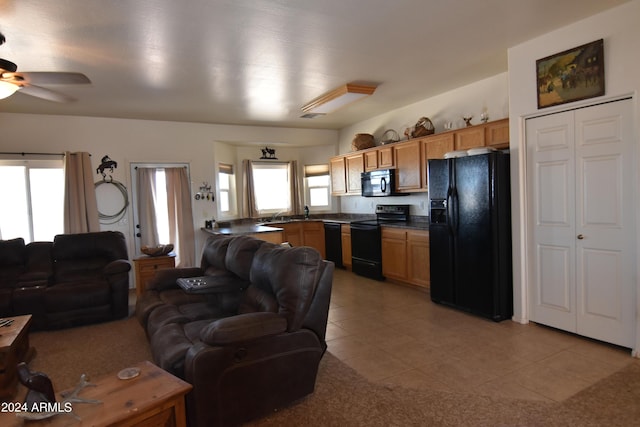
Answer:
577 234 584 240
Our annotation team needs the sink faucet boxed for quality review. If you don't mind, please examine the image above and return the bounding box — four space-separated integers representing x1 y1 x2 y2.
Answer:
272 211 285 221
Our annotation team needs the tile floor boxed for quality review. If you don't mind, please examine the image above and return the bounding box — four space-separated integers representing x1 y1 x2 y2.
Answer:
325 268 633 403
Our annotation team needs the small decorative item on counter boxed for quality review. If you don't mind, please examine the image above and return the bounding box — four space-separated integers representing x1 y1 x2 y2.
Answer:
304 205 310 219
463 116 474 127
380 129 400 145
410 117 435 138
205 220 214 229
141 244 174 257
351 133 375 151
480 112 489 123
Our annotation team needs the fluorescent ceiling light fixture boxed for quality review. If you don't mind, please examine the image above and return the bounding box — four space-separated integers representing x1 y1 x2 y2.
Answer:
0 80 19 99
302 83 377 114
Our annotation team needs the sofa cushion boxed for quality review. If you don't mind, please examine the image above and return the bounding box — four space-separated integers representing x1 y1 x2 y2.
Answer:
201 235 233 271
249 245 321 332
44 282 111 312
0 238 26 287
224 236 265 280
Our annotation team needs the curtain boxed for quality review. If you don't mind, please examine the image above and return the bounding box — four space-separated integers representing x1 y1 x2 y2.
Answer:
136 167 159 248
63 151 100 233
165 167 195 267
289 160 302 215
242 159 259 218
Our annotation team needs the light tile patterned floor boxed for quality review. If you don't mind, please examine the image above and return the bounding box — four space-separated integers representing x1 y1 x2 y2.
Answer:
325 268 633 402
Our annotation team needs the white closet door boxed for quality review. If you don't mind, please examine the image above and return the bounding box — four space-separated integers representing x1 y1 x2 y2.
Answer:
574 100 635 346
527 98 635 348
527 110 577 333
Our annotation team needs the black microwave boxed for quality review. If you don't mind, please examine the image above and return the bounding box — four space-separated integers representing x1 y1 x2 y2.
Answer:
361 169 407 197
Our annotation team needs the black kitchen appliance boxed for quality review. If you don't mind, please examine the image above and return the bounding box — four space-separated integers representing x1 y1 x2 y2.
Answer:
428 151 512 321
361 169 408 197
324 222 343 268
351 204 410 280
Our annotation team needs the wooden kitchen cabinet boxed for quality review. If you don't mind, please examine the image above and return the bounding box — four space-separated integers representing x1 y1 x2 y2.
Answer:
302 221 325 258
364 150 378 171
381 226 430 289
330 156 347 195
341 224 352 269
485 118 509 148
455 125 485 151
345 153 364 194
394 140 422 192
364 145 394 171
329 119 508 196
134 254 175 297
381 227 408 281
424 133 455 160
280 222 303 246
407 230 430 289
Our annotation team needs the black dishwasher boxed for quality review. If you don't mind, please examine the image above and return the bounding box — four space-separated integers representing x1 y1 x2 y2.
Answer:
323 222 343 268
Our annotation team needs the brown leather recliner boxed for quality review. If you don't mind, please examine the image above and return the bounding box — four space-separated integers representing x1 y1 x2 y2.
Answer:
136 234 334 427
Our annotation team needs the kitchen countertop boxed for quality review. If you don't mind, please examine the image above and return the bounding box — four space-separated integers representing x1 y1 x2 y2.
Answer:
201 224 283 236
201 216 429 236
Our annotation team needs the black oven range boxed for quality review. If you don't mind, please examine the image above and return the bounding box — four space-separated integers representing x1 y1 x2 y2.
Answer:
350 204 410 280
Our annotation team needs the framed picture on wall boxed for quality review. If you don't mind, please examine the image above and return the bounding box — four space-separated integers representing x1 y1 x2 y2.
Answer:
536 39 604 109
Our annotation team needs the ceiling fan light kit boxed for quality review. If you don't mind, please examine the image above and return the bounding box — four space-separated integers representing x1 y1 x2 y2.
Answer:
301 83 377 115
0 31 91 102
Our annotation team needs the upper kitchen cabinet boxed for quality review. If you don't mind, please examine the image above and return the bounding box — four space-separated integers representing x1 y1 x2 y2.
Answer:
330 156 346 195
364 145 394 172
394 139 422 192
345 153 364 194
454 125 485 151
485 118 509 148
330 119 509 195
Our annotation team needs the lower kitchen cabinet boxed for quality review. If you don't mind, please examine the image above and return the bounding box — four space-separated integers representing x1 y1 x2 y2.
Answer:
341 224 351 269
279 221 325 258
407 229 430 288
381 228 407 281
381 226 430 289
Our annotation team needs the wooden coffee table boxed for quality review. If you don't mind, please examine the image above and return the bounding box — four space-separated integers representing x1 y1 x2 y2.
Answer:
0 315 34 400
0 360 192 426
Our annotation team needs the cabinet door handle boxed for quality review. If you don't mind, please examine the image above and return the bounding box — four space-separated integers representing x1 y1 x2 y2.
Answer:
577 234 584 240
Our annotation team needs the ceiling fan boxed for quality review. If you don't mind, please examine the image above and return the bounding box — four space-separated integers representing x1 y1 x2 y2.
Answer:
0 32 91 103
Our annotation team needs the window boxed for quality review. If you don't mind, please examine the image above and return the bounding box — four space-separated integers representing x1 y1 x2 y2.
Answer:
218 163 235 215
304 164 331 211
0 159 64 242
251 162 291 213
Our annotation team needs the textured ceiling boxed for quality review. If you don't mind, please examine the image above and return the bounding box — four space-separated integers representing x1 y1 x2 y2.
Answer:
0 0 630 130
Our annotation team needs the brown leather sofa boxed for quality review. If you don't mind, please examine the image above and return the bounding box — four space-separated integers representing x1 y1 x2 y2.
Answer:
0 231 131 330
135 234 334 427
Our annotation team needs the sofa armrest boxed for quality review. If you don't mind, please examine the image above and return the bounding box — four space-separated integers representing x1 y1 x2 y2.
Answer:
104 259 132 275
146 267 203 291
200 312 287 345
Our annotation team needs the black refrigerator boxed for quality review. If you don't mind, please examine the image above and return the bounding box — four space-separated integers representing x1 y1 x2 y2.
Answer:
427 151 513 321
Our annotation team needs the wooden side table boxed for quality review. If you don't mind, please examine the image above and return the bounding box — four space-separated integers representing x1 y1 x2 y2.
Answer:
133 254 175 297
0 315 34 399
0 360 192 426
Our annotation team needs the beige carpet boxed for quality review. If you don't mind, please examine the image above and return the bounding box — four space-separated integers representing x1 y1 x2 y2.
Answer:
22 316 640 426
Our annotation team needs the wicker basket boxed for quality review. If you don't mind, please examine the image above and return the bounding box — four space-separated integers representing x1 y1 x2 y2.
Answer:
351 133 375 151
411 117 435 138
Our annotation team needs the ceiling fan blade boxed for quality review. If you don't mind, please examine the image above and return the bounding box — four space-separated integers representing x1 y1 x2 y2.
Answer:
18 84 77 103
20 71 91 85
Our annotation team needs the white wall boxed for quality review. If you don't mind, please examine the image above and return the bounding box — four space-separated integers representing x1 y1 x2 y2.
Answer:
337 73 510 215
507 0 640 352
0 113 338 260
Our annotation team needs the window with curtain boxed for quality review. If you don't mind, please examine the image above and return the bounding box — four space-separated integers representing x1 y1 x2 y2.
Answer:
218 163 235 215
251 162 291 213
0 159 64 242
242 160 301 218
304 164 331 211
